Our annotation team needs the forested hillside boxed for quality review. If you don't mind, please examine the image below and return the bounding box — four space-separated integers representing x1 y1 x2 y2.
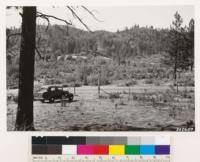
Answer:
7 12 194 88
7 24 170 60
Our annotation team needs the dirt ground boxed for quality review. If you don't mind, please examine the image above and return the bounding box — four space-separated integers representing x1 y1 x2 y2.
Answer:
7 85 195 131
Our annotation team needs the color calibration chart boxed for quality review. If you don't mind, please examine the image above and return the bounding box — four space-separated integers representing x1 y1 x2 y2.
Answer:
32 136 171 162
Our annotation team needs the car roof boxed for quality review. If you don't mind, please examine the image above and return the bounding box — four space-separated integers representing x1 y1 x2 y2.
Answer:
41 84 63 89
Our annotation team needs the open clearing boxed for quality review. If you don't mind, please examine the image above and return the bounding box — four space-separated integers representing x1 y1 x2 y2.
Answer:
7 84 194 131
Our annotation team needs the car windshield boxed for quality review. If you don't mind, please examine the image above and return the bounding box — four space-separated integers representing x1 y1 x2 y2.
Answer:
57 87 63 90
37 88 47 93
50 87 56 91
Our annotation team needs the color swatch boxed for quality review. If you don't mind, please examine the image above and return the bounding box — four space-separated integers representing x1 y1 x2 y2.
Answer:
109 145 125 155
32 136 170 155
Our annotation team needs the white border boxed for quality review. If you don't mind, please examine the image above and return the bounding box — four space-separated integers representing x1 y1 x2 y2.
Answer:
0 0 200 162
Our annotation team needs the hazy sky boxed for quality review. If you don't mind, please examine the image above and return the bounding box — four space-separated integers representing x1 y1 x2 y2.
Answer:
6 6 194 32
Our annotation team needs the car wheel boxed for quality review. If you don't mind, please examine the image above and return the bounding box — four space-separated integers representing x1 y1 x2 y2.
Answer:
68 95 73 102
49 97 54 103
41 99 44 103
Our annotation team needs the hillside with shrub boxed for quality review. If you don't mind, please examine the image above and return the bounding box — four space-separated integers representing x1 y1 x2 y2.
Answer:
7 14 194 89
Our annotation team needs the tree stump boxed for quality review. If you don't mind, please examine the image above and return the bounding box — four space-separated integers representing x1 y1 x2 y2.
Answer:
61 96 67 107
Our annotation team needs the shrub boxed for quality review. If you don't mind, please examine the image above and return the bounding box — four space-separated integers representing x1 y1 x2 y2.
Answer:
154 80 161 86
125 80 137 86
64 73 77 83
145 78 154 84
87 74 98 85
180 76 194 87
13 95 18 103
109 92 121 99
119 99 126 105
100 74 111 85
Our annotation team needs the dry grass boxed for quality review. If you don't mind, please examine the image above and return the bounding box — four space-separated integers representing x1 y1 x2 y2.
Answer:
7 85 194 131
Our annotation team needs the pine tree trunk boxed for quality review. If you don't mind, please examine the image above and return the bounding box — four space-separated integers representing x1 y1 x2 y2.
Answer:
15 7 36 131
173 52 178 87
174 60 177 84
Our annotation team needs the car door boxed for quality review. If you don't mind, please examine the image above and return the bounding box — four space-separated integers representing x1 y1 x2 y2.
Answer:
57 87 63 99
50 87 56 99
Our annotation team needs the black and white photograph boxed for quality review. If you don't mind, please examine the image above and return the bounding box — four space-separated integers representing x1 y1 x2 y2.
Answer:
6 6 195 131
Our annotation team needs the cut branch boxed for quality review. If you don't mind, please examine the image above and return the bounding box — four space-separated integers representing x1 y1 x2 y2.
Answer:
37 14 50 31
7 33 21 49
7 49 17 56
7 33 21 40
37 11 72 25
67 6 92 32
81 6 103 22
35 47 44 60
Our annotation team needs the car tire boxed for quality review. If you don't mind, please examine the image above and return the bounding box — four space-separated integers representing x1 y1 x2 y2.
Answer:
49 97 54 103
41 99 44 103
68 95 73 102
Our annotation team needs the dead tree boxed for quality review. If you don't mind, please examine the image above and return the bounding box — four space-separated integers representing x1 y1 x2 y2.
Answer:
12 6 98 130
15 7 36 130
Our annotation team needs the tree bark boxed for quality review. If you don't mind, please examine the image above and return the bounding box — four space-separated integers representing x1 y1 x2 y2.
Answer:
15 7 36 130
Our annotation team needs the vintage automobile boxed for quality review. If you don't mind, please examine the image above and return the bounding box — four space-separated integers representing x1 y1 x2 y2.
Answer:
34 85 74 103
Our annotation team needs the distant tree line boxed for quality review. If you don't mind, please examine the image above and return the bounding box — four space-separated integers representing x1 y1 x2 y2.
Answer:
7 12 194 73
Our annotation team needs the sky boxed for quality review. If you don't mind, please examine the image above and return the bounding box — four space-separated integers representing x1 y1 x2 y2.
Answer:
6 6 194 32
